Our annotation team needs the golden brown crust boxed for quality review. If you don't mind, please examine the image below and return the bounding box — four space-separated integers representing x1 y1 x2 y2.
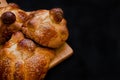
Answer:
0 2 69 80
0 4 28 44
8 3 20 9
49 8 63 23
14 61 25 80
22 8 69 48
0 31 55 80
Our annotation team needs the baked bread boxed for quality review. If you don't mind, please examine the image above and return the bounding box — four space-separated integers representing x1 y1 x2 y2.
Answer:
0 31 55 80
22 8 69 48
0 3 69 48
0 3 28 44
0 1 70 80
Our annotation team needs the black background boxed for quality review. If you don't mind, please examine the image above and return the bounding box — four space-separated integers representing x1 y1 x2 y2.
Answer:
7 0 120 80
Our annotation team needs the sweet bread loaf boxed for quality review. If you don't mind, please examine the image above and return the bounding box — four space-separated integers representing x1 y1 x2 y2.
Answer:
0 31 55 80
22 8 68 48
0 0 70 80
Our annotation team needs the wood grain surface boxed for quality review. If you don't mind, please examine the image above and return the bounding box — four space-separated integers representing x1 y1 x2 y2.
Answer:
49 43 73 69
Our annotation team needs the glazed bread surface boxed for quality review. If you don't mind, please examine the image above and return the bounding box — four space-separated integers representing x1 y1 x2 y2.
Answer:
0 31 55 80
22 8 69 48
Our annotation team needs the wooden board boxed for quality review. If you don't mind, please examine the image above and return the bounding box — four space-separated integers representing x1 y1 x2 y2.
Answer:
49 43 73 69
0 0 73 69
